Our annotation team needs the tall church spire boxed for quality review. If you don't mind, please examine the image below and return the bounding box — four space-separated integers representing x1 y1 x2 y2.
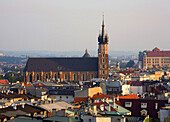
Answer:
102 13 105 38
98 14 108 44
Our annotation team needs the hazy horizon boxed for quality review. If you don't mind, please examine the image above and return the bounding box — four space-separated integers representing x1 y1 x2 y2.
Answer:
1 0 170 52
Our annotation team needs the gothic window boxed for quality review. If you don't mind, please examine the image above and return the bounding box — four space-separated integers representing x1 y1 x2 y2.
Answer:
36 74 40 81
29 73 33 82
82 74 85 81
24 74 26 82
73 74 76 81
65 74 68 80
91 74 94 79
103 59 105 63
45 74 49 79
54 74 58 80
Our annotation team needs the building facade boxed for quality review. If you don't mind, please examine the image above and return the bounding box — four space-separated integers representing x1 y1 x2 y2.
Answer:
138 47 170 69
23 15 109 82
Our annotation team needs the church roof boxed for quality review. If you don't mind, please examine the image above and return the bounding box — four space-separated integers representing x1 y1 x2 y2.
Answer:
24 57 98 72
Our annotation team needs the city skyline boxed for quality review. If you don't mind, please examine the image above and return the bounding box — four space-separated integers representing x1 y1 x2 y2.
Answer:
0 0 170 52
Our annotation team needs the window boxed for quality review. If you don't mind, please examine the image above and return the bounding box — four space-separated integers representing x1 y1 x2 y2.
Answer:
82 74 85 81
60 96 62 99
103 59 105 63
24 74 26 82
36 74 40 80
54 74 58 80
125 102 132 107
141 103 147 108
91 74 94 79
141 109 147 116
66 96 68 99
65 74 68 80
29 73 33 82
103 71 105 74
45 74 49 79
155 103 158 109
103 54 105 57
73 74 76 81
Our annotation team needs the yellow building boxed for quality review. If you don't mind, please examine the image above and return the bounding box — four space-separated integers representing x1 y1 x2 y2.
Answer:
139 47 170 69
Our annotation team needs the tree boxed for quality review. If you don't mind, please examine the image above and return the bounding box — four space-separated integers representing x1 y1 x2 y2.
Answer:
4 72 15 83
126 60 135 68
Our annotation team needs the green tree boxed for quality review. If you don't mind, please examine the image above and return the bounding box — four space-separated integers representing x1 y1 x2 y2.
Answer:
126 60 135 68
4 72 15 83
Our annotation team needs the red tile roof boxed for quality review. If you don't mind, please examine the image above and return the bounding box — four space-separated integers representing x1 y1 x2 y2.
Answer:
147 51 170 57
0 79 9 84
155 85 167 94
115 94 140 99
115 101 123 107
92 93 114 99
74 97 88 104
152 47 160 52
110 107 117 111
93 102 105 108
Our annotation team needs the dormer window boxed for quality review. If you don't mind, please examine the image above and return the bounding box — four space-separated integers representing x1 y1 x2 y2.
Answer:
141 103 147 108
125 102 132 107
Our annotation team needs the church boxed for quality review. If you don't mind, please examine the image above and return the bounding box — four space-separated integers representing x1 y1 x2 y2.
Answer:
23 15 109 82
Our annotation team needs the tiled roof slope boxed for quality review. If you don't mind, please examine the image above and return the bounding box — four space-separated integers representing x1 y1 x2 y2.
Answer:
24 57 98 72
147 51 170 57
0 79 9 84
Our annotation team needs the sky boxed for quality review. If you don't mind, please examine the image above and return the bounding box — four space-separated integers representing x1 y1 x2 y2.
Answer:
0 0 170 52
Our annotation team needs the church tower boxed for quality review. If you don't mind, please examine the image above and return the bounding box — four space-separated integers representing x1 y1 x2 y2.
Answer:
98 14 109 79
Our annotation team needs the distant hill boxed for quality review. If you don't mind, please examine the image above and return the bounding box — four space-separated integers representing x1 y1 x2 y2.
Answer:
0 50 137 58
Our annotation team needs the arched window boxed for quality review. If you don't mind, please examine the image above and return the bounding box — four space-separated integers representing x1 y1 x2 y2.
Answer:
24 74 26 82
82 74 85 81
45 74 49 79
54 74 58 80
36 74 40 81
29 73 33 82
73 74 76 81
65 74 68 80
91 74 94 79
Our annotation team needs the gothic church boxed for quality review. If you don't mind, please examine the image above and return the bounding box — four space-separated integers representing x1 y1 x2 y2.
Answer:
23 15 109 82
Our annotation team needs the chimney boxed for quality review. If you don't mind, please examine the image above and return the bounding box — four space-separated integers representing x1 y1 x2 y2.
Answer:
52 109 57 116
108 104 111 111
117 96 119 101
113 97 115 103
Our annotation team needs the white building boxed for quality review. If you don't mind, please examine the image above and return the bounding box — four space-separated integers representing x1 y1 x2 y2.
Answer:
122 84 130 95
